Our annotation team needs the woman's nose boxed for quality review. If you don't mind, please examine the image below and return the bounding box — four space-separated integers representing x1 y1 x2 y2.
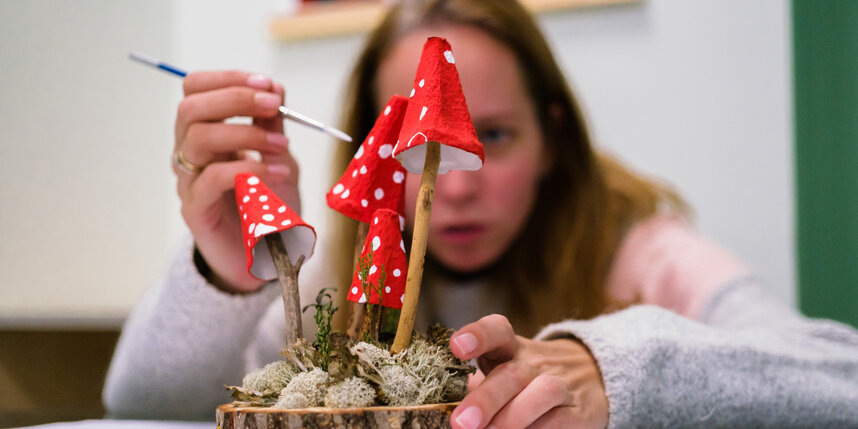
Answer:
435 169 479 206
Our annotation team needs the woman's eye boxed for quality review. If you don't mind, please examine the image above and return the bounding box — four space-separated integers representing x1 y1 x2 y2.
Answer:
478 127 512 146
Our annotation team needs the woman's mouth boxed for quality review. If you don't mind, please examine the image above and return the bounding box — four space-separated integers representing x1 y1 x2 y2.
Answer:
439 224 486 244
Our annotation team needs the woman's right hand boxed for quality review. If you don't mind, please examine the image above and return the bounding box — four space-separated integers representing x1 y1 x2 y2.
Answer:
174 71 300 293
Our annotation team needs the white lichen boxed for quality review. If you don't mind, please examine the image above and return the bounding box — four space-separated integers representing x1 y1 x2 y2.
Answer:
279 367 331 407
324 376 376 408
351 341 394 367
241 360 297 395
378 365 421 406
274 391 309 409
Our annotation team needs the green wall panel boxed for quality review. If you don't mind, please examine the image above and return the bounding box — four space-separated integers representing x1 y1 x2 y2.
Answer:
793 0 858 327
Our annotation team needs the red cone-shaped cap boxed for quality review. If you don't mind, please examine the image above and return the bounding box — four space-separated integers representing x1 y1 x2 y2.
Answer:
347 209 407 309
235 172 316 281
327 95 408 223
393 37 484 174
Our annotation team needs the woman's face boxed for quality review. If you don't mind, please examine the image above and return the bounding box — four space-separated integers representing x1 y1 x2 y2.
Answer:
376 24 548 273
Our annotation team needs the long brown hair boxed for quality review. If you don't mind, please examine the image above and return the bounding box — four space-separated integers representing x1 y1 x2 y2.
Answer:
329 0 685 336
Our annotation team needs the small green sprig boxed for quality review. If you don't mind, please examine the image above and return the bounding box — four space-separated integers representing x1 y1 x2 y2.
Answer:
358 251 388 343
302 287 338 371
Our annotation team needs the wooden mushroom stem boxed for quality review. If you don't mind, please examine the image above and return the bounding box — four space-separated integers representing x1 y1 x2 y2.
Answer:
346 222 370 338
391 141 440 354
265 234 305 346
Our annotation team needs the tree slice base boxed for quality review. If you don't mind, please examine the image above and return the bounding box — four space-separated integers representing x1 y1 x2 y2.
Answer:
216 402 459 429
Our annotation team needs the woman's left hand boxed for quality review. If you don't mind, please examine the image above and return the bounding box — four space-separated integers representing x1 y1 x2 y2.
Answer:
449 314 609 429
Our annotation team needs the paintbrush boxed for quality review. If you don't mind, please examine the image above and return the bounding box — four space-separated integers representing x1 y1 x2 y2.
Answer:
129 52 352 143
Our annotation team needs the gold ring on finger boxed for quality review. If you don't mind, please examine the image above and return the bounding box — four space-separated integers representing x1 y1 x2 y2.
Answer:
173 150 205 175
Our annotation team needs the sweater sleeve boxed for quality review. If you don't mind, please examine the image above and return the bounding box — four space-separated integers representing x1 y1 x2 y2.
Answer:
102 235 282 421
535 278 858 428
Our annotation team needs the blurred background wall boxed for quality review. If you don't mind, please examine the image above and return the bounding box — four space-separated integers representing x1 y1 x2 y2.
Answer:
1 0 843 425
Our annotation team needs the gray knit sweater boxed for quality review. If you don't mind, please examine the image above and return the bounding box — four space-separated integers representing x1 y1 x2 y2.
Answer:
103 236 858 426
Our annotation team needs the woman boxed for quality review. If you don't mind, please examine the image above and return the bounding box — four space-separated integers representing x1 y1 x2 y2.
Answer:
104 0 858 426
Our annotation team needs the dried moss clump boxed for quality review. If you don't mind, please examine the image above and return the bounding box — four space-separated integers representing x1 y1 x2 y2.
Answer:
274 391 309 409
378 365 421 406
242 360 297 395
324 376 376 408
278 367 331 407
228 324 474 409
348 328 473 407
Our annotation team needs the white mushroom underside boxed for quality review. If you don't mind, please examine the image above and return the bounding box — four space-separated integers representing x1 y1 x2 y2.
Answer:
395 142 482 175
250 226 316 280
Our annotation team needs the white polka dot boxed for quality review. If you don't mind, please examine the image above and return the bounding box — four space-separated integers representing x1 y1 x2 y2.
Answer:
360 165 367 175
247 176 260 185
385 286 391 293
359 293 367 304
354 146 364 159
351 286 358 295
341 189 350 199
400 239 405 252
249 223 255 234
444 50 455 63
400 294 405 304
374 217 379 224
368 136 374 145
384 105 391 115
278 206 286 213
410 88 415 98
239 205 243 212
243 213 247 220
332 183 344 195
374 188 384 200
262 214 274 222
372 236 381 251
249 187 257 194
361 199 368 207
259 195 268 202
254 223 277 237
369 265 377 275
262 205 269 210
419 106 428 120
243 196 250 203
393 171 405 184
419 78 425 88
352 170 358 178
378 144 393 159
393 269 401 277
399 215 405 231
281 219 292 226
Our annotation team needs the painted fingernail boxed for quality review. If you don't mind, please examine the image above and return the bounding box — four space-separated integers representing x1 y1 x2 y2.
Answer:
247 74 271 89
254 92 280 109
452 333 478 355
454 406 482 429
268 164 289 177
267 132 288 149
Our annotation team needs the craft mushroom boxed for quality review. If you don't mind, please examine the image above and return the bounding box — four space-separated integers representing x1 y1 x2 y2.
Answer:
347 208 408 340
327 94 409 337
326 94 409 223
235 172 316 345
390 37 484 353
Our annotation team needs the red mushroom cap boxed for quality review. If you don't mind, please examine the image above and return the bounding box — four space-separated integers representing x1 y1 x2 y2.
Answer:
347 209 408 309
327 95 409 223
393 37 484 174
235 172 316 281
